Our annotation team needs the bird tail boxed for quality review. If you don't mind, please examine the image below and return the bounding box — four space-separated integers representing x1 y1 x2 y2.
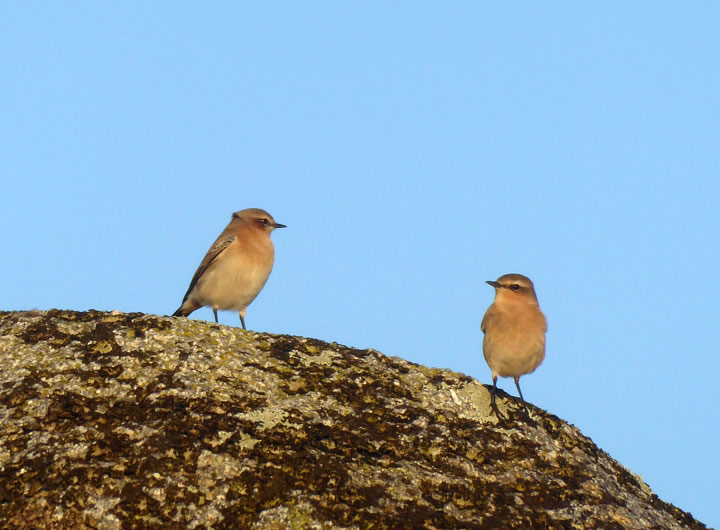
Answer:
172 299 201 318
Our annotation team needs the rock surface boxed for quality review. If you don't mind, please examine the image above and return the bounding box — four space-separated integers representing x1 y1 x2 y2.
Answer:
0 309 706 529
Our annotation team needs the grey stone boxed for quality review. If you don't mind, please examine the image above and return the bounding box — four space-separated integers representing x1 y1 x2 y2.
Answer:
0 310 707 529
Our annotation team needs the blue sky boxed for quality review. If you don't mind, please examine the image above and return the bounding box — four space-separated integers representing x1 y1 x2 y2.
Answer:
2 2 719 526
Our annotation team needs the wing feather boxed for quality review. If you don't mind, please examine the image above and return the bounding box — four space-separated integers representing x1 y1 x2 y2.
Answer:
180 233 236 303
480 305 496 334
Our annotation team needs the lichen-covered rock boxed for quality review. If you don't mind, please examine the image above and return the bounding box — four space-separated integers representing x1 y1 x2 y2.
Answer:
0 310 706 529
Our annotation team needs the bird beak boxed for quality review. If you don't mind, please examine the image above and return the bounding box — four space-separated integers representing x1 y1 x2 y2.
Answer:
274 223 287 229
486 280 499 288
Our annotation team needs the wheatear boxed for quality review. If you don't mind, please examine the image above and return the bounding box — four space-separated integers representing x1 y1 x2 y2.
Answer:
173 208 285 329
481 273 547 407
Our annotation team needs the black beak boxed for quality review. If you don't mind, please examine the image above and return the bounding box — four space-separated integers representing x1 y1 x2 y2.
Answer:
486 280 499 288
274 223 287 229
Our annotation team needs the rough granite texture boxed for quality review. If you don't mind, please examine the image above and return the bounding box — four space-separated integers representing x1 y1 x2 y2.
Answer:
0 309 707 529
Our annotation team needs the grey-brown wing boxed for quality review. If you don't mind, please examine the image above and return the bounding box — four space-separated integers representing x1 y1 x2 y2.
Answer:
480 305 496 334
180 233 236 302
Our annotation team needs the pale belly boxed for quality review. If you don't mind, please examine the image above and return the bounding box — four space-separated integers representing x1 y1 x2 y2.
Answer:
483 329 546 378
191 257 271 312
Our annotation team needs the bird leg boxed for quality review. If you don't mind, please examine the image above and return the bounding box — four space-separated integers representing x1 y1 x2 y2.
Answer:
513 377 529 415
239 314 246 330
489 375 506 419
514 377 525 402
492 375 498 408
213 307 218 323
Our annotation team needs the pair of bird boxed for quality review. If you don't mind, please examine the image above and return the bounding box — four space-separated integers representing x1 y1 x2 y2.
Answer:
173 208 547 406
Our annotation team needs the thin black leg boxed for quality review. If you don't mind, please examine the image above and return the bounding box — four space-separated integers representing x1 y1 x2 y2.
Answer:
213 308 218 323
491 375 498 409
513 377 529 415
514 377 525 402
489 375 505 419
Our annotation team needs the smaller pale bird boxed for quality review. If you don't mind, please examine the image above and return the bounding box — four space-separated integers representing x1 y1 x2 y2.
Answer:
481 273 547 407
172 208 285 329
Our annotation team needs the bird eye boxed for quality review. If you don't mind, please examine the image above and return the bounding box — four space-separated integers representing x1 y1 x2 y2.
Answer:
261 218 269 225
511 284 521 291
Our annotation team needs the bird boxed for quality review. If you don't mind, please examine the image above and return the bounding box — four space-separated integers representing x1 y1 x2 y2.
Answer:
481 273 547 408
172 208 285 329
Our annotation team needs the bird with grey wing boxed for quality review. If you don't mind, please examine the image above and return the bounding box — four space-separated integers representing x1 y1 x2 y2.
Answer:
481 273 547 409
173 208 285 329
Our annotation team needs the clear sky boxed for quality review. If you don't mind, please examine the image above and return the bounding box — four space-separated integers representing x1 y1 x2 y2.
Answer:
2 2 719 526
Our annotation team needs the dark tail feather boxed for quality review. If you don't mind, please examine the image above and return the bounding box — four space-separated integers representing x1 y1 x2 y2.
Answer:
172 300 200 318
